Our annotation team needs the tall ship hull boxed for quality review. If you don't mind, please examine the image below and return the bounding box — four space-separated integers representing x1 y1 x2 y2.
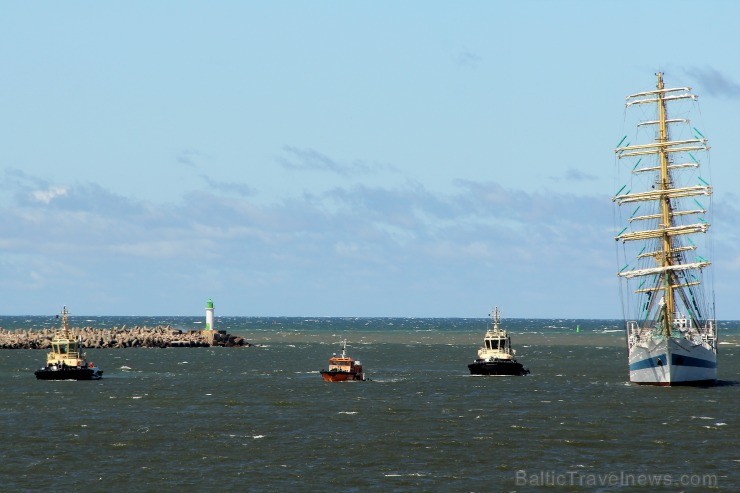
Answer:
628 332 716 385
613 73 718 386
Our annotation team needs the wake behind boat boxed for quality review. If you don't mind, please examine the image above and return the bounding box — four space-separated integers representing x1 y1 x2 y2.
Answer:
34 306 103 381
613 73 717 386
468 307 529 376
320 341 366 382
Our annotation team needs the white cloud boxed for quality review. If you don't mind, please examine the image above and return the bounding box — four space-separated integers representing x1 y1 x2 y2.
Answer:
2 172 737 318
32 186 68 204
108 239 217 259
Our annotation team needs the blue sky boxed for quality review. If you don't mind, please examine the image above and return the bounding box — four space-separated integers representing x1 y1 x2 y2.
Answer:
2 1 740 318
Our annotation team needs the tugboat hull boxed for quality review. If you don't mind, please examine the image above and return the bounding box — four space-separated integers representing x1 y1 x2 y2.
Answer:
468 360 529 376
320 370 364 382
35 367 103 380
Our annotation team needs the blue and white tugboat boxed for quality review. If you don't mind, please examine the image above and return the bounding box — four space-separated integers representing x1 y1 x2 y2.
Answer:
34 307 103 380
468 307 529 376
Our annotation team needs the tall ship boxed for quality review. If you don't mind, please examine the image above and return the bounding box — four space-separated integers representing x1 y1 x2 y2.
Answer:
34 306 103 380
613 72 717 385
468 307 529 376
320 341 366 382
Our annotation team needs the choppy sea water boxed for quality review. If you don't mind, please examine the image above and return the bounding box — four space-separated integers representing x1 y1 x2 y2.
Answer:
0 317 738 492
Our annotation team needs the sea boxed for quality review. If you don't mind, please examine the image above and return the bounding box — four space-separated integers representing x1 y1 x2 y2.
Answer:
0 316 737 492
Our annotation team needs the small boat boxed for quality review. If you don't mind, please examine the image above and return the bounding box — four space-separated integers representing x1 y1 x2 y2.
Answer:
468 307 529 376
34 306 103 380
320 341 365 382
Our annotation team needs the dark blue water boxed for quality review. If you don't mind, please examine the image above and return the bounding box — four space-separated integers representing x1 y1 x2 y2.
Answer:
0 317 737 492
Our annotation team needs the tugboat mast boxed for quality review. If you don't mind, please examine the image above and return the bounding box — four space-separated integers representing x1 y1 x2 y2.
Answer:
491 307 500 331
60 306 71 337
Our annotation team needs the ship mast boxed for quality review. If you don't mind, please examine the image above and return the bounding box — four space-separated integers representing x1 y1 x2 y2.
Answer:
656 72 674 336
60 306 71 337
613 73 712 332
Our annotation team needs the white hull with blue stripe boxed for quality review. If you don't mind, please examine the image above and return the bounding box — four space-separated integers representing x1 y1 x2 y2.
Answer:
628 334 717 386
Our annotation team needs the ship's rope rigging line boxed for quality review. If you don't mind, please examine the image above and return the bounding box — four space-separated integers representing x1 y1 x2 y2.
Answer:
614 107 632 322
695 98 717 323
637 274 663 327
674 271 704 323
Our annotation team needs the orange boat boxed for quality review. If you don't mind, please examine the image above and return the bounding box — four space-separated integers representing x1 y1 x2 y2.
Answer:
320 341 366 382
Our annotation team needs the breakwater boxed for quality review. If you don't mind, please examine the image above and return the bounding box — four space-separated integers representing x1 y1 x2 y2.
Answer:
0 326 251 349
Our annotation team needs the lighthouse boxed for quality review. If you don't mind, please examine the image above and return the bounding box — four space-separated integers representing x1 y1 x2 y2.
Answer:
205 298 214 330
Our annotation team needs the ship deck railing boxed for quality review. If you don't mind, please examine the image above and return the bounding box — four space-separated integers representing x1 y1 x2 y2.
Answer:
627 320 717 350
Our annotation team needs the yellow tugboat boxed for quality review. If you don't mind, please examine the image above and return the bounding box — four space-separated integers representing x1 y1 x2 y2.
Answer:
468 307 530 376
34 306 103 380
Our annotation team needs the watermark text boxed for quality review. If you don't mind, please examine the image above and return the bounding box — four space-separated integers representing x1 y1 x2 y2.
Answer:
515 470 718 488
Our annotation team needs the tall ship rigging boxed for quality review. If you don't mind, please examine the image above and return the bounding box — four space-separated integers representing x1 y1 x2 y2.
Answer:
613 72 717 385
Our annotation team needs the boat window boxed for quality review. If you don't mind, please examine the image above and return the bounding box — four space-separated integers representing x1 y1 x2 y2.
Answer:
491 341 499 350
485 340 491 349
501 340 506 350
59 344 68 354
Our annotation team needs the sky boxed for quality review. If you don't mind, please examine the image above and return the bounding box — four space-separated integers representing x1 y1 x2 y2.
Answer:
2 1 740 318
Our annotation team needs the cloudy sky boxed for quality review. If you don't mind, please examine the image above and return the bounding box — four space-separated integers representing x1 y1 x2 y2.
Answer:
2 1 740 318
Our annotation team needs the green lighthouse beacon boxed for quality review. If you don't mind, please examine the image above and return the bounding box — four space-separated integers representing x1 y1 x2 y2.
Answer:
205 298 214 330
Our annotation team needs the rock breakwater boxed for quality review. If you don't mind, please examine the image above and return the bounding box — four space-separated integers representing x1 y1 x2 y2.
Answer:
0 326 251 349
